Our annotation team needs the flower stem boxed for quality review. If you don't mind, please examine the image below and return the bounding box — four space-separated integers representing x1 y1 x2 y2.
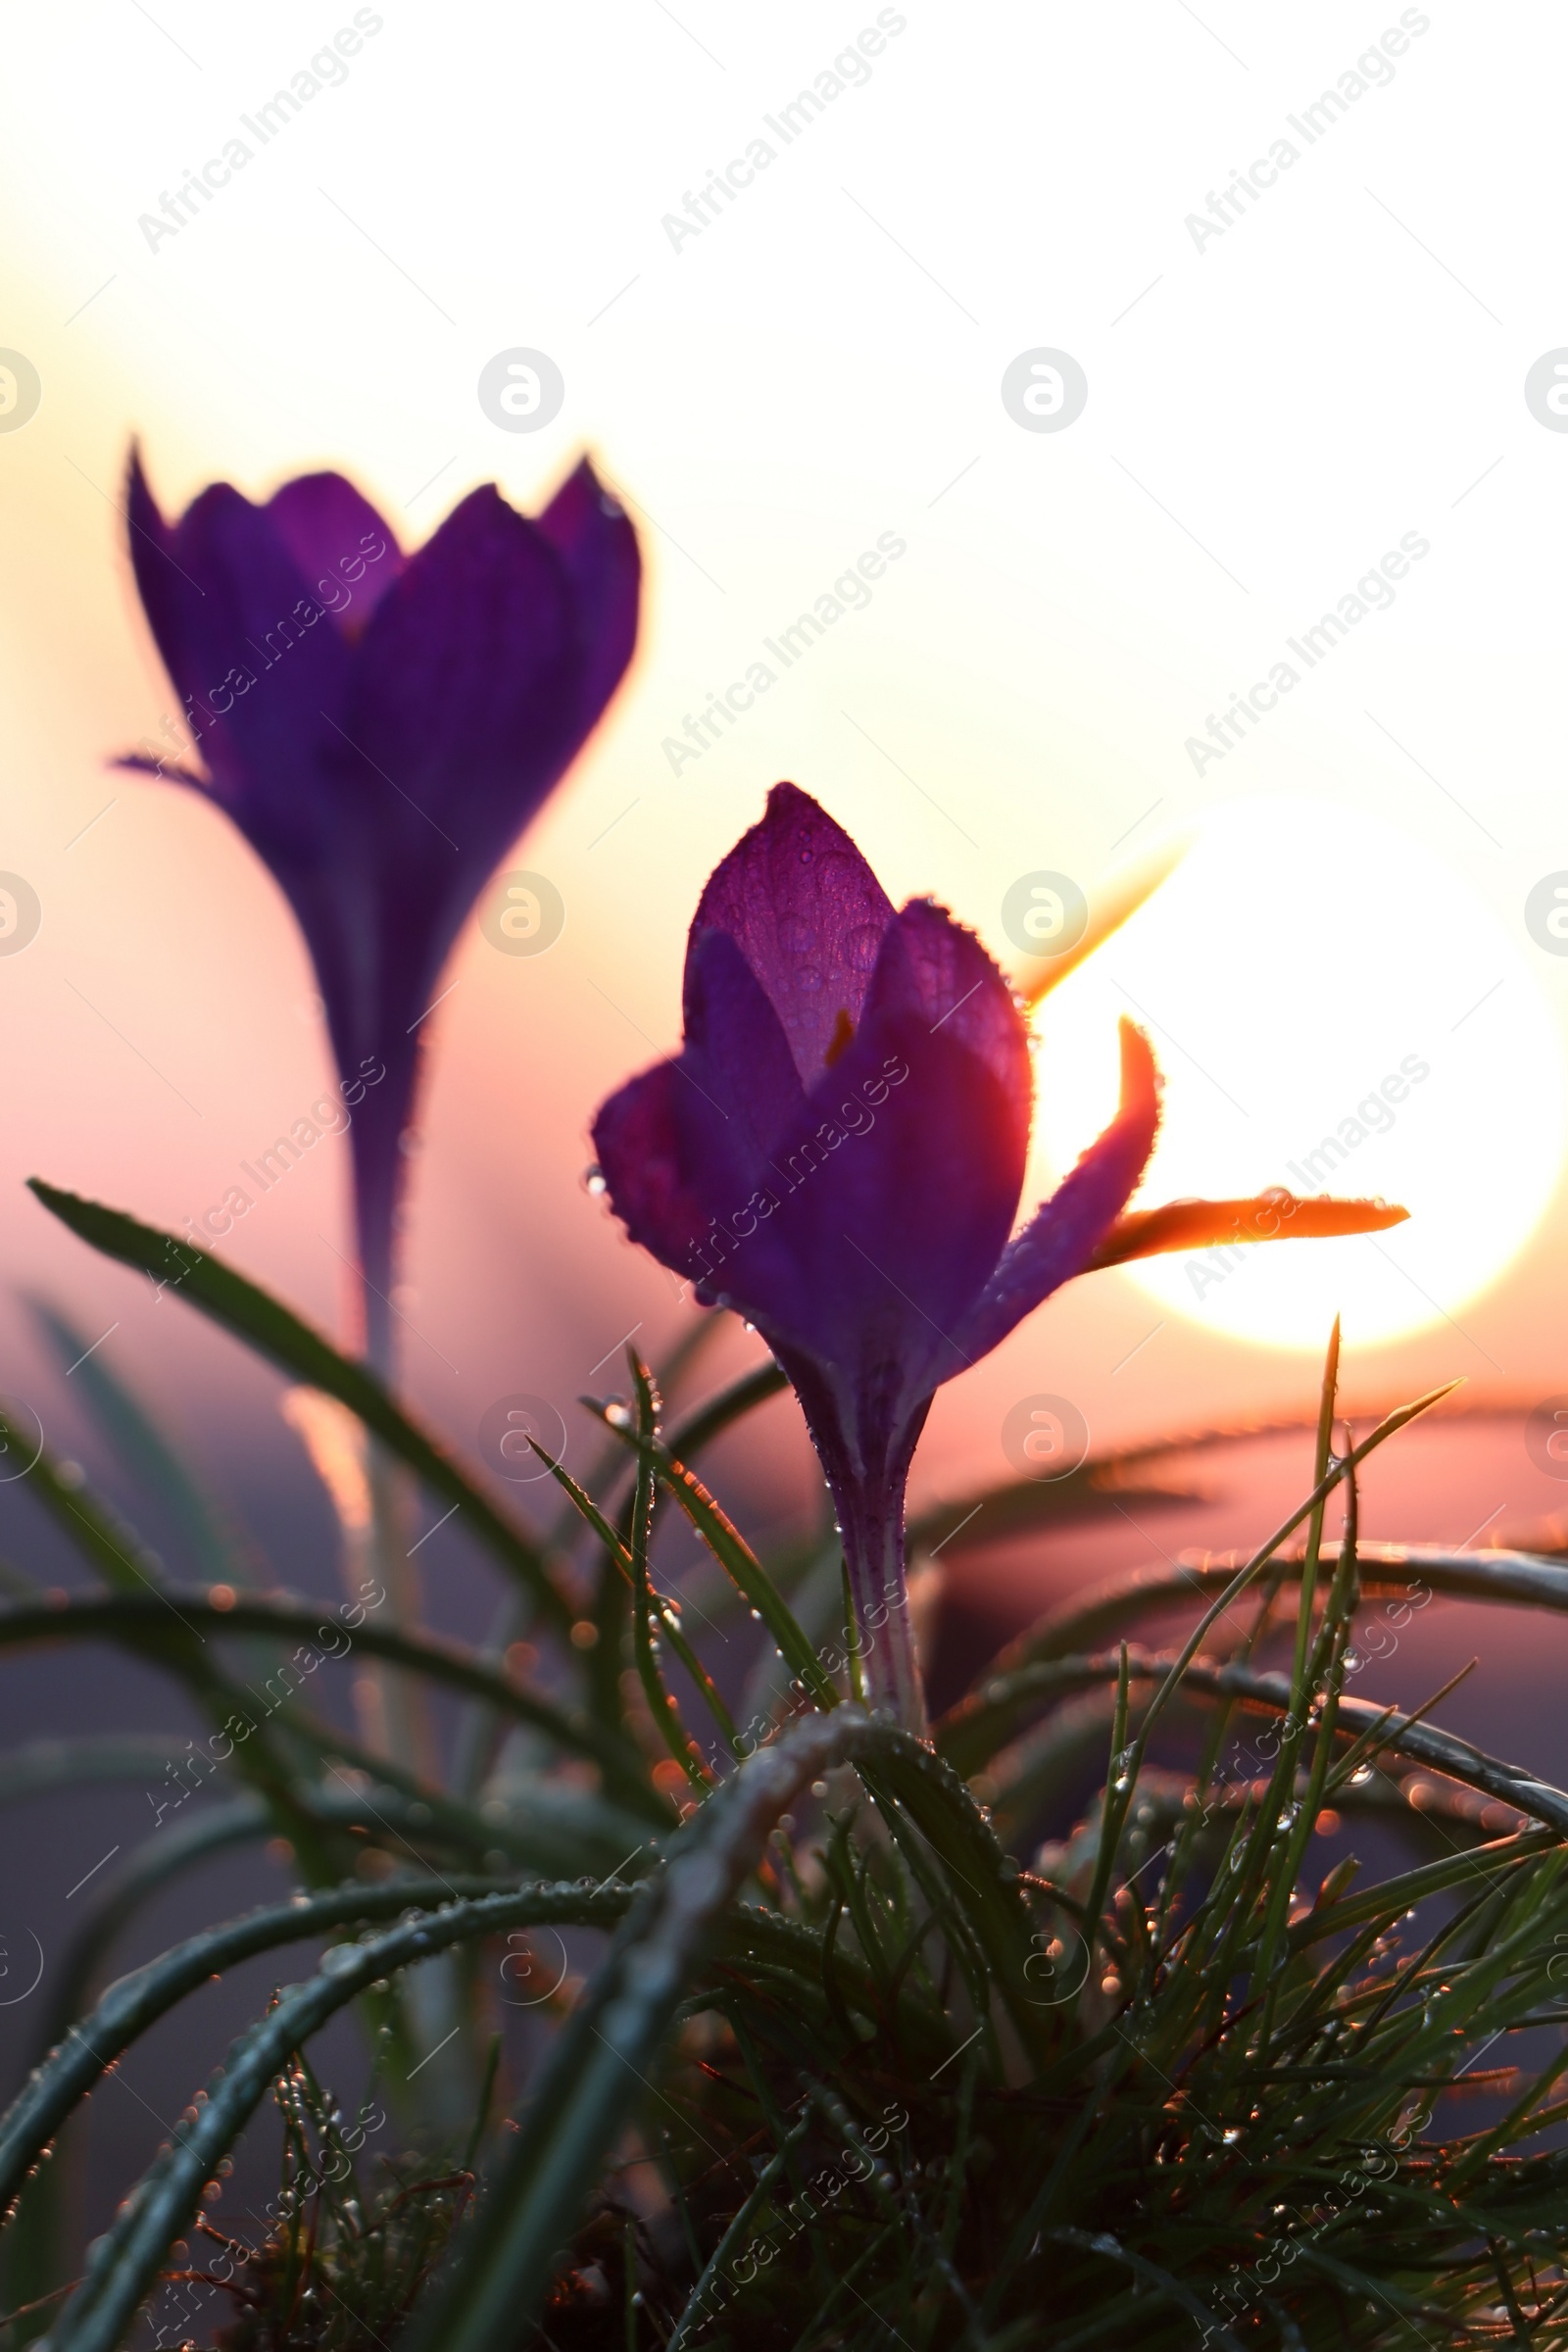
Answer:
835 1474 927 1737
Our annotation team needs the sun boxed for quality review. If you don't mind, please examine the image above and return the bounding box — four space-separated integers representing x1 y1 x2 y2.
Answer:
1026 793 1565 1352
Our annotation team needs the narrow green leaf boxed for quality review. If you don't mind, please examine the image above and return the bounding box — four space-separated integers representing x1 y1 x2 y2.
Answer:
0 1592 660 1814
401 1709 886 2352
587 1404 837 1708
26 1181 572 1634
30 1298 262 1590
33 1885 639 2352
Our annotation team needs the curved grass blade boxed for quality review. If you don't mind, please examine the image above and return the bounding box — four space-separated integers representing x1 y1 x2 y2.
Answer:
26 1181 572 1635
0 1876 596 2230
34 1885 643 2352
975 1542 1568 1697
0 1735 198 1809
401 1707 887 2352
33 1798 270 2061
0 1592 658 1813
586 1403 838 1708
945 1647 1568 1837
30 1298 262 1590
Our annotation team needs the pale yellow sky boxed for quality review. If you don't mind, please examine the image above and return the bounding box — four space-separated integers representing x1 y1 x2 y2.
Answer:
3 0 1567 1525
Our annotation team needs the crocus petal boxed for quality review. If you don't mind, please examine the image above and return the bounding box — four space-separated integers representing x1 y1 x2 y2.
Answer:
861 899 1033 1170
594 931 812 1324
347 484 581 848
708 979 1026 1397
265 472 406 633
1086 1189 1409 1269
682 925 809 1170
534 460 641 738
591 1059 712 1274
126 452 355 817
688 783 894 1088
123 446 643 1364
948 1018 1160 1367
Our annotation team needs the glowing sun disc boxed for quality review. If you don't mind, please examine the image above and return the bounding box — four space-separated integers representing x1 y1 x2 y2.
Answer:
1028 794 1565 1351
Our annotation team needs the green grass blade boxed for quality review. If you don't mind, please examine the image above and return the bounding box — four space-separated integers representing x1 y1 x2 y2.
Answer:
0 1591 659 1813
0 1735 198 1809
31 1798 270 2061
26 1181 572 1634
586 1402 837 1708
34 1886 642 2352
29 1298 261 1590
0 1876 605 2227
400 1708 885 2352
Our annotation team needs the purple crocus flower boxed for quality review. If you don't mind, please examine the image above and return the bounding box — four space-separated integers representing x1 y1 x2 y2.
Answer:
122 448 639 1365
591 785 1162 1728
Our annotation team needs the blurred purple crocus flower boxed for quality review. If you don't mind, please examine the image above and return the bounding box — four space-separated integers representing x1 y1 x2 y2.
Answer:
122 448 639 1365
591 785 1161 1728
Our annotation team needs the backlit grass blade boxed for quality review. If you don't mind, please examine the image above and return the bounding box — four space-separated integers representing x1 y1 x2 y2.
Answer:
30 1298 262 1590
0 1877 601 2229
401 1709 886 2352
27 1181 572 1634
0 1590 659 1815
36 1886 645 2352
585 1401 838 1707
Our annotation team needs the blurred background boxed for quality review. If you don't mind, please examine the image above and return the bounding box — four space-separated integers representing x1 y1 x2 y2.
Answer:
3 0 1568 2286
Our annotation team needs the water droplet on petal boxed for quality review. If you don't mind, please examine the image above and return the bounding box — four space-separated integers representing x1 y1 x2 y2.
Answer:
583 1165 607 1196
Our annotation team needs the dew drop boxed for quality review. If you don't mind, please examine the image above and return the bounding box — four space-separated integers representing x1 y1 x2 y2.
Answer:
583 1165 607 1196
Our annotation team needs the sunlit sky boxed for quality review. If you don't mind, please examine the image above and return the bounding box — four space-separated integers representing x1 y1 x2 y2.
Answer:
3 0 1568 1509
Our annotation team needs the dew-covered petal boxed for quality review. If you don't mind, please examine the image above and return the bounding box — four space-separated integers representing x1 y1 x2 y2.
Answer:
682 925 808 1169
591 1059 711 1277
950 1019 1160 1366
861 898 1033 1171
741 992 1024 1392
687 783 894 1089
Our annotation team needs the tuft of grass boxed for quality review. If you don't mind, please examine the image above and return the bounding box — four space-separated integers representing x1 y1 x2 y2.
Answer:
7 1210 1568 2348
